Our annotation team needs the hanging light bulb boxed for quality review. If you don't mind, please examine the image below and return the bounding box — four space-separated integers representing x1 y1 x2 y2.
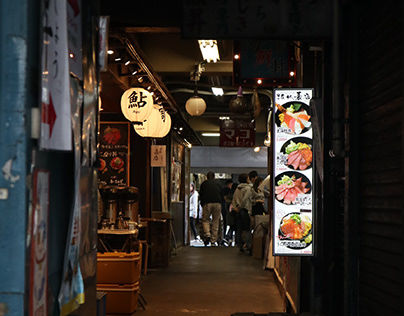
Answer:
186 96 206 116
185 79 206 116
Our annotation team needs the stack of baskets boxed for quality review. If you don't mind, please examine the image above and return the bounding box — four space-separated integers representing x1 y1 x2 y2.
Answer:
97 244 142 315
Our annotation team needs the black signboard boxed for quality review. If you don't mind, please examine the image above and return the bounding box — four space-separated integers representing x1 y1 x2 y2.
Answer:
98 122 130 186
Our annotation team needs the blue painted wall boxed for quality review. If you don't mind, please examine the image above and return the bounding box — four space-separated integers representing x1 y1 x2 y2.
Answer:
0 0 99 315
0 0 38 314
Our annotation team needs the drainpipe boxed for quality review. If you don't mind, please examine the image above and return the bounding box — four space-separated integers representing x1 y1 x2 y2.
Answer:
332 0 343 158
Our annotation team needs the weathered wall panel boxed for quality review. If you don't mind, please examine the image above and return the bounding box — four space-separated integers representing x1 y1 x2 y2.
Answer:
356 2 404 315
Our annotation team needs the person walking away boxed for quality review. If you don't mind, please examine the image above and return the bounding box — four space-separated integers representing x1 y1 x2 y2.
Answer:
199 171 224 247
248 170 258 188
228 182 239 245
232 173 253 254
223 179 234 243
251 177 267 216
189 183 201 242
251 176 269 229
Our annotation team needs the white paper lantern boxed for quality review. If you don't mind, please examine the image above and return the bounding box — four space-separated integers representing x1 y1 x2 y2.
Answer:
185 96 206 116
155 110 171 138
121 88 153 123
134 105 162 137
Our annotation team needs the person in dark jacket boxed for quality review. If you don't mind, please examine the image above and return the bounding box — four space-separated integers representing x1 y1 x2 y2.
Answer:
224 180 237 244
199 171 224 246
232 173 253 254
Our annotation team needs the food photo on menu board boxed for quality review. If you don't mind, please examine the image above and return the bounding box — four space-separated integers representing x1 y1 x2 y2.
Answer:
275 101 312 135
274 171 311 206
280 137 313 171
277 211 313 250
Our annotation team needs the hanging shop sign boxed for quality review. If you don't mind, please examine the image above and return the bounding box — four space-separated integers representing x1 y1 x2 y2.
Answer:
182 0 332 39
233 40 296 87
157 110 171 138
98 122 130 186
134 105 162 137
151 145 166 167
121 88 154 123
134 105 172 138
219 119 255 147
40 0 72 151
30 170 49 316
272 88 314 256
58 96 85 315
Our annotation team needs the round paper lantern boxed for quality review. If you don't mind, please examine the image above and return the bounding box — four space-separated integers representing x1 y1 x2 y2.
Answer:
185 95 206 116
121 88 153 123
134 105 162 137
156 110 171 138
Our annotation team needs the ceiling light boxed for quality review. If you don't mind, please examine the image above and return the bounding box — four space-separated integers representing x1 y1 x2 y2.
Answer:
132 70 138 75
219 116 230 120
290 71 295 77
201 132 220 137
184 139 192 149
254 146 261 153
198 40 220 63
114 57 122 62
107 49 114 55
186 70 206 116
257 79 262 84
234 54 240 60
211 87 224 96
125 60 131 66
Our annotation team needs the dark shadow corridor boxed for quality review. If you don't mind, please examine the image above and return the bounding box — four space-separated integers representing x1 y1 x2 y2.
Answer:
135 245 284 316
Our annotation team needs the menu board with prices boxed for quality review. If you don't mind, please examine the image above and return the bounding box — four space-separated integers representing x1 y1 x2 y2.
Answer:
98 122 130 186
272 88 314 256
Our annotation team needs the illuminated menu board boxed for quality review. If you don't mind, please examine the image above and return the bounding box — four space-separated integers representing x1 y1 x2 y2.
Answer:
273 88 314 256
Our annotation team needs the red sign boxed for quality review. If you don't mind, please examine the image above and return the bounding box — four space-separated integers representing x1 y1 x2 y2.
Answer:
220 120 255 147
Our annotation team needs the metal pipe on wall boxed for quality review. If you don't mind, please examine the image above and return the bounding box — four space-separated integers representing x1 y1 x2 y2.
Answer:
332 0 344 158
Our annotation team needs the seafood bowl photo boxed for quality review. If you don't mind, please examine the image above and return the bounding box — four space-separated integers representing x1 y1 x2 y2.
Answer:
274 171 311 205
279 212 313 247
275 101 312 135
280 137 313 171
101 125 125 145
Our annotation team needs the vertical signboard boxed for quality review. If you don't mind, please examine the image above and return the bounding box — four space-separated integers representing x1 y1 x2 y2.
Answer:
40 0 72 151
273 88 314 256
98 122 130 186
